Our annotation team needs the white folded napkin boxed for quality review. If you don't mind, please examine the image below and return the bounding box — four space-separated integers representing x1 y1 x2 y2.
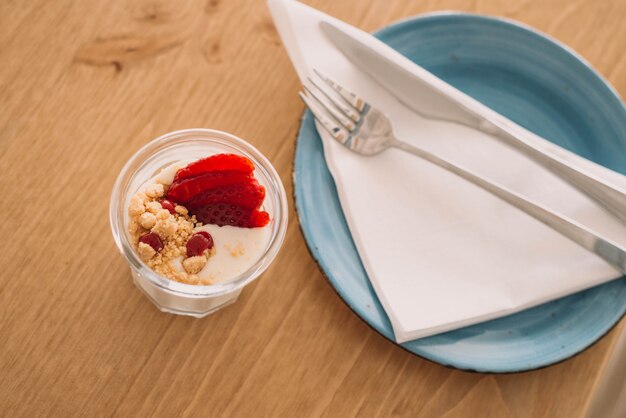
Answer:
268 0 626 342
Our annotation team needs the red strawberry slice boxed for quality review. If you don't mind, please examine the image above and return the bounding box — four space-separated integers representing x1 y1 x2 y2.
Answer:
167 153 271 229
167 171 253 204
187 179 266 211
173 154 254 183
193 203 270 228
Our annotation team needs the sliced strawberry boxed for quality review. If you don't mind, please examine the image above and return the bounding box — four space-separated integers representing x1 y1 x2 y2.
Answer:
249 210 270 227
187 179 266 211
173 154 254 183
168 153 271 229
166 171 253 204
193 203 270 228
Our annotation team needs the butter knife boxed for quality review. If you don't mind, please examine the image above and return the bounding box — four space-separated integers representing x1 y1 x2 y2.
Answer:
320 21 626 224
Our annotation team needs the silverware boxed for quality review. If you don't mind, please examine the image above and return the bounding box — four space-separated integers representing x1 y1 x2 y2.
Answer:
320 21 626 224
299 72 626 274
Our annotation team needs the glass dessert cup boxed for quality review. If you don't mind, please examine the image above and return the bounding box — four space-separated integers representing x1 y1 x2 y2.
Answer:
110 129 288 317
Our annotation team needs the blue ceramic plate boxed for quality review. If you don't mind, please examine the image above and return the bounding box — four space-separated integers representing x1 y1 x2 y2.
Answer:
294 13 626 373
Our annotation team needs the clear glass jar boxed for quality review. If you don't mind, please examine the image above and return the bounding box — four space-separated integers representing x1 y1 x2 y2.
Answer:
110 129 288 317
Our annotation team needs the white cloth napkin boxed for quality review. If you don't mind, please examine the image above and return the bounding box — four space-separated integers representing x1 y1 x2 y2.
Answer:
268 0 626 342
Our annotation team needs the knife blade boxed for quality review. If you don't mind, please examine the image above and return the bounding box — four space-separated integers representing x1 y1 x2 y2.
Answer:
319 20 483 130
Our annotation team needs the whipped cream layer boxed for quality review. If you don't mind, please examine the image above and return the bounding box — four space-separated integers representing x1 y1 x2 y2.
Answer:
148 160 193 188
172 224 272 283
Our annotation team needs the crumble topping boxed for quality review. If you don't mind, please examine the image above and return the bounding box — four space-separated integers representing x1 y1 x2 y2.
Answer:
137 242 156 260
145 201 162 214
183 255 208 274
139 212 157 229
226 242 245 258
145 183 164 198
128 183 213 285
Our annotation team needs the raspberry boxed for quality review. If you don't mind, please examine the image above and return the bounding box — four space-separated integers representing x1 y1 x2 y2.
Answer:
138 232 163 252
160 199 176 214
195 231 214 249
186 232 213 257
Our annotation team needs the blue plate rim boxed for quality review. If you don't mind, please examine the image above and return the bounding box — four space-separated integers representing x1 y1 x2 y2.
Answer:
292 11 626 373
375 11 625 105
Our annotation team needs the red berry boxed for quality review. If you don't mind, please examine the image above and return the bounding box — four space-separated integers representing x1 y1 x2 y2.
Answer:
160 199 176 214
195 231 214 249
173 154 255 183
166 172 253 204
186 232 213 257
193 203 270 228
138 232 163 252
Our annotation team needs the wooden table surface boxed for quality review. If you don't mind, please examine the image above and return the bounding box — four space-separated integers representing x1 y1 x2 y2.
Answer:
2 0 625 416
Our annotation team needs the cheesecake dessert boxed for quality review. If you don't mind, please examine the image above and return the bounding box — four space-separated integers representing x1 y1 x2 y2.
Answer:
127 154 272 285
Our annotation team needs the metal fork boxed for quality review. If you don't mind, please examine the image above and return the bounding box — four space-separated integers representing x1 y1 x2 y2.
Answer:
299 71 626 274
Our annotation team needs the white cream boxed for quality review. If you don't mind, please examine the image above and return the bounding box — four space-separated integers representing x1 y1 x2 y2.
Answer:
170 224 272 284
192 224 271 283
146 160 194 189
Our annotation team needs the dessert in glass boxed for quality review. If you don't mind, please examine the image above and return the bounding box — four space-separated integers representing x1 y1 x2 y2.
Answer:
110 129 288 317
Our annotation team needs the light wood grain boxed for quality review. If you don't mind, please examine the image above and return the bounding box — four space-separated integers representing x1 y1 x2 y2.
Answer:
1 0 625 416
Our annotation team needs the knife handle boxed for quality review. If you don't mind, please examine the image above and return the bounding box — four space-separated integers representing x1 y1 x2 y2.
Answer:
477 117 626 224
392 138 626 274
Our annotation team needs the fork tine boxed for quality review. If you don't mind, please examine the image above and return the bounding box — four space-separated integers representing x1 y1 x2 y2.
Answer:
304 84 356 131
298 92 349 143
307 77 360 124
313 69 366 112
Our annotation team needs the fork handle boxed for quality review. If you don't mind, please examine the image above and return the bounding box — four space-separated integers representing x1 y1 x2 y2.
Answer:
482 117 626 224
391 139 626 274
